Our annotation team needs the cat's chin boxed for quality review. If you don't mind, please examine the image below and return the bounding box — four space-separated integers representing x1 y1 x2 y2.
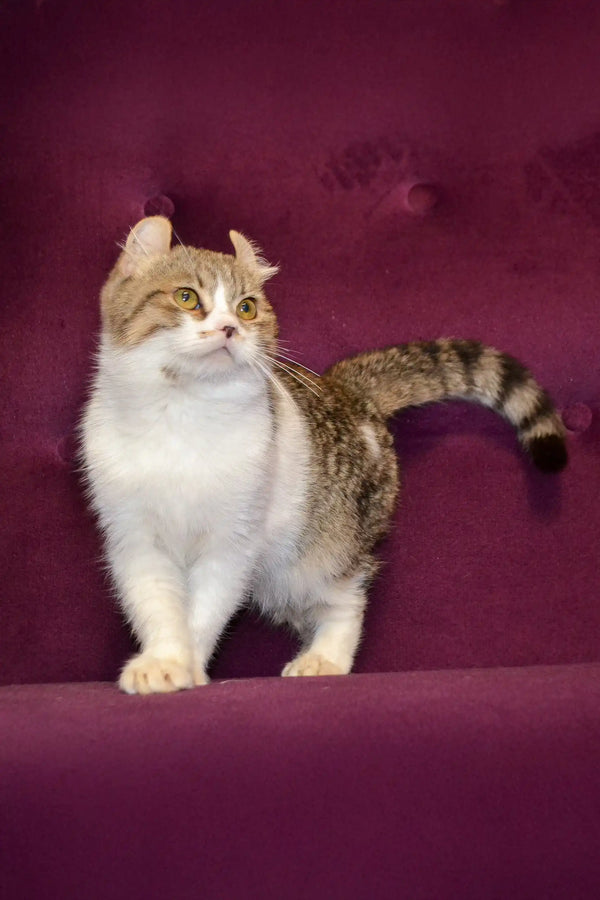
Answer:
204 346 234 365
170 346 254 384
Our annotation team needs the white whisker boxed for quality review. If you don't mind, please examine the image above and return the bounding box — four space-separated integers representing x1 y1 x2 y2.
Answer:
274 341 304 357
261 353 322 395
267 358 321 398
171 225 196 271
252 340 321 396
276 352 321 379
249 355 294 405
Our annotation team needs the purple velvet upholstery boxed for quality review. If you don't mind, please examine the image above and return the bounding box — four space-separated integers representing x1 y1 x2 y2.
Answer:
3 667 600 900
1 0 599 897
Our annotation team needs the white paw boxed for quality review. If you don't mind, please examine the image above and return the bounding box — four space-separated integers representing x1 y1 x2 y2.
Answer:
282 653 345 677
192 662 210 687
119 652 196 695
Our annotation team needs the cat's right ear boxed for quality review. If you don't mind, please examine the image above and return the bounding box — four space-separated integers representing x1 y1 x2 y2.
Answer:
118 216 173 276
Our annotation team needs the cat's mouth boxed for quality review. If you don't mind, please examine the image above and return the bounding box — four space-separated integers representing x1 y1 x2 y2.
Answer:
196 332 235 356
172 328 248 377
190 332 242 369
209 336 238 359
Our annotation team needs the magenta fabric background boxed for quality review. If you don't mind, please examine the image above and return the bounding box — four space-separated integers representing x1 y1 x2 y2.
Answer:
1 0 599 897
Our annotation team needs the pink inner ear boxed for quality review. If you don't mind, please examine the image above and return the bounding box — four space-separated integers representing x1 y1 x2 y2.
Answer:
118 253 138 277
229 230 257 268
126 216 173 260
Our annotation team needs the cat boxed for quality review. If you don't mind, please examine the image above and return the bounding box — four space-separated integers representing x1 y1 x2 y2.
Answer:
81 215 568 694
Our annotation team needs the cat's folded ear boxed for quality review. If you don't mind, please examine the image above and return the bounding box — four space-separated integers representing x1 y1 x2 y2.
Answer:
229 230 279 284
118 216 173 276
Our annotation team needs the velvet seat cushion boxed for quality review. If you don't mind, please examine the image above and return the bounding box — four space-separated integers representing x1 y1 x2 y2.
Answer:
2 665 600 900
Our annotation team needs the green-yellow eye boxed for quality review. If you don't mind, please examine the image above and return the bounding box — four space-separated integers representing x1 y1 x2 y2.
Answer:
174 287 200 310
236 298 257 320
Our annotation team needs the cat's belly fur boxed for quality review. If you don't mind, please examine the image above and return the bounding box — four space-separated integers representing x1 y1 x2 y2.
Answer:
251 394 314 612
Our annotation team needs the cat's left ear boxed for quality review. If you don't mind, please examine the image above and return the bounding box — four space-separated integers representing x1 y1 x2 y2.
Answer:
118 216 173 276
229 230 279 283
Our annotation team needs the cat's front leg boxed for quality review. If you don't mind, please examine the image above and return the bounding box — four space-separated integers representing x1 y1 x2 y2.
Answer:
106 530 196 694
186 534 258 682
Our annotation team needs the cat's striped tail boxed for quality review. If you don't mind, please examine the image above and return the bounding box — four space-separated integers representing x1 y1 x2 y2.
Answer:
328 339 568 472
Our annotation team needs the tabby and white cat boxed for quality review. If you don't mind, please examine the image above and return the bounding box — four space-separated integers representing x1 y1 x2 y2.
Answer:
82 216 567 694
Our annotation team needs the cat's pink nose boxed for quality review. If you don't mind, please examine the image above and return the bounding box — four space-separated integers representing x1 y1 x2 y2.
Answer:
222 325 236 339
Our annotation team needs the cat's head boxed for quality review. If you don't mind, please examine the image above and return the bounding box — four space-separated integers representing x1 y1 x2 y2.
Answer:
100 216 279 381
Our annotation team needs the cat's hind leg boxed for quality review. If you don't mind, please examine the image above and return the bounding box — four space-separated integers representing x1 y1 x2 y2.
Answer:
282 573 367 677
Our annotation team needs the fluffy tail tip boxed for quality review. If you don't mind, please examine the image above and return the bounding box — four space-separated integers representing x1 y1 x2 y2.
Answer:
528 434 568 473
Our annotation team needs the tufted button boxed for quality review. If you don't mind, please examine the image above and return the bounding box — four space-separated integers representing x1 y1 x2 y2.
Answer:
144 194 175 219
372 181 440 218
405 182 439 214
562 403 592 433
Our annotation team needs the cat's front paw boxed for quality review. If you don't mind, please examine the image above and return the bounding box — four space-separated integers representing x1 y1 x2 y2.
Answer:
282 653 345 677
119 652 196 695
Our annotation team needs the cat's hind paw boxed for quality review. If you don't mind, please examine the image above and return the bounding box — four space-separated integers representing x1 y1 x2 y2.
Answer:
119 652 195 695
282 653 345 677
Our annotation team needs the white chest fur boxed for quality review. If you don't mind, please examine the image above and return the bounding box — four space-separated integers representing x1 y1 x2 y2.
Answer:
83 345 275 551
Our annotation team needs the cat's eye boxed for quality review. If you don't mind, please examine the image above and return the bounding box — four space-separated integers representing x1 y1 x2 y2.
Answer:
236 298 257 320
174 287 201 310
